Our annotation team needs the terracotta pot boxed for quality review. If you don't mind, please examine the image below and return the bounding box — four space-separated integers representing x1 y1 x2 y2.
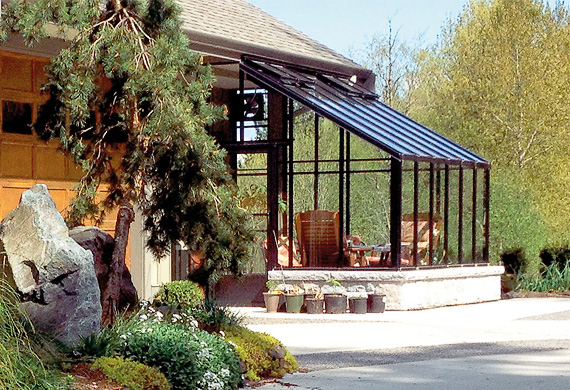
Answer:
263 292 281 313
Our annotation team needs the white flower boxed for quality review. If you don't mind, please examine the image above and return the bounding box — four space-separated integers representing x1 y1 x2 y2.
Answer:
219 330 225 337
139 314 148 321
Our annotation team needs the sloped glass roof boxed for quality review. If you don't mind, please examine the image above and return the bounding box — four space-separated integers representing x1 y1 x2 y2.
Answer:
240 57 489 168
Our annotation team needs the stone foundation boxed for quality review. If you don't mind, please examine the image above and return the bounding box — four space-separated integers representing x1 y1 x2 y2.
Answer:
268 265 504 310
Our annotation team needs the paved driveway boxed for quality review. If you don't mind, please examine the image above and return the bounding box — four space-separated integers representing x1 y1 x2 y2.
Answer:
237 298 570 389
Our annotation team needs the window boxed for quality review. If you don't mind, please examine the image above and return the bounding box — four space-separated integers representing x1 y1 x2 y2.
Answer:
2 101 32 135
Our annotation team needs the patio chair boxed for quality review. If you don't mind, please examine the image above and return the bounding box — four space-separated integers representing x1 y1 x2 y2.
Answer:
295 210 345 267
365 213 442 266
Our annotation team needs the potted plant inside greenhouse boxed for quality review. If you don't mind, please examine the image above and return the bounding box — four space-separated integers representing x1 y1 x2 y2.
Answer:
321 278 347 314
263 280 283 313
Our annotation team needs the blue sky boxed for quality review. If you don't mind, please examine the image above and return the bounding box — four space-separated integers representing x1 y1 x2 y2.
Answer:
246 0 469 57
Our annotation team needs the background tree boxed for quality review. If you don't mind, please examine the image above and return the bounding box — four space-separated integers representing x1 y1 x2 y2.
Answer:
413 0 570 266
2 0 254 323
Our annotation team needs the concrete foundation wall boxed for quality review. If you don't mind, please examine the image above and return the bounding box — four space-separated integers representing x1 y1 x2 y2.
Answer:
268 265 504 310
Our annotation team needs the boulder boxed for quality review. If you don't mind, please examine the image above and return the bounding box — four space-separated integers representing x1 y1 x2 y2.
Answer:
70 226 138 313
0 185 101 345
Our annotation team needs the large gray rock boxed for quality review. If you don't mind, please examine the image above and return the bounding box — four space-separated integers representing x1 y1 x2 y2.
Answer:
0 185 101 345
70 226 138 313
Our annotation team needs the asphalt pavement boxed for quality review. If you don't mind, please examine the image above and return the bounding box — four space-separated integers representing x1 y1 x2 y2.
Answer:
236 297 570 389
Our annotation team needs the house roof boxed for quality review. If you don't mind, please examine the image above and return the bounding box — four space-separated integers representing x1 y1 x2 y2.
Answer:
178 0 373 83
241 57 489 167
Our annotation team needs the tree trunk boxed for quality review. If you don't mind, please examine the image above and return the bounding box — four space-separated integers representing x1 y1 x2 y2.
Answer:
101 205 135 325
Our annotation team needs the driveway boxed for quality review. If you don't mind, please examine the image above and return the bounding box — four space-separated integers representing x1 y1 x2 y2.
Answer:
237 298 570 389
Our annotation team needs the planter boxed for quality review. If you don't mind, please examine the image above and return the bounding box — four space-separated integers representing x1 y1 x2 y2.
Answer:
348 297 367 314
285 294 304 313
305 298 324 314
324 294 347 314
263 292 281 313
367 294 386 313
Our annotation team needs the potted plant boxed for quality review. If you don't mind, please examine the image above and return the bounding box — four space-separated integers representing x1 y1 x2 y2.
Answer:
284 285 304 313
305 291 324 314
262 280 282 313
322 278 347 314
366 285 387 313
347 291 368 314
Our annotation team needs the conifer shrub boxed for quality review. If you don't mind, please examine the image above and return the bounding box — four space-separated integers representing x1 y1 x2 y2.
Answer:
224 326 298 381
91 356 169 390
154 281 205 310
119 322 242 390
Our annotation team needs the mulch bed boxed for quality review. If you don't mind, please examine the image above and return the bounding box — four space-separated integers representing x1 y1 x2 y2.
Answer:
67 363 123 390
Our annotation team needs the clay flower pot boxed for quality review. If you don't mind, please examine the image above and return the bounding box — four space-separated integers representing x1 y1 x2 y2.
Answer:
263 292 281 313
285 294 304 313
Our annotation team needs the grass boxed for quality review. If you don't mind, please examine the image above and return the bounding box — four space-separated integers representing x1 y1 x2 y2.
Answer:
516 262 570 292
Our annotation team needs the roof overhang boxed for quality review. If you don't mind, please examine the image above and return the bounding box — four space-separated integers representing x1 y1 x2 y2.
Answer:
240 56 489 168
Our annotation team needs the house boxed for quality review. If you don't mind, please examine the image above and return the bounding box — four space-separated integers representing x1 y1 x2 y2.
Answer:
0 0 503 309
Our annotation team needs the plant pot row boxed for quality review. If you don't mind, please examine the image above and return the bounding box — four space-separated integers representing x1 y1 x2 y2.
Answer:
263 292 386 314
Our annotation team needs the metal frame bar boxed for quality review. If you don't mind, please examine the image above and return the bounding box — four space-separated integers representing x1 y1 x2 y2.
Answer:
314 114 319 210
346 131 351 235
483 168 491 262
287 98 294 267
429 162 435 265
338 127 345 266
458 164 464 264
444 164 450 265
413 161 419 267
472 168 478 262
391 158 403 268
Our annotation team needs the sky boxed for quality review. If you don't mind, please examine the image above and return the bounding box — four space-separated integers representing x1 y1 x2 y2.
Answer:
246 0 470 59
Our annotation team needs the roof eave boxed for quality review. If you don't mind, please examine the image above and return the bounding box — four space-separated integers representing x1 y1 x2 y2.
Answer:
185 28 375 89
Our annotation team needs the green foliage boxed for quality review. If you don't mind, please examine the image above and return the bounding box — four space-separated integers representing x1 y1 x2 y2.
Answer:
0 280 66 389
489 172 548 268
119 322 242 390
91 356 169 390
224 326 298 381
154 281 205 310
3 0 255 286
411 0 570 256
191 299 243 334
516 262 570 292
76 310 140 358
540 246 570 271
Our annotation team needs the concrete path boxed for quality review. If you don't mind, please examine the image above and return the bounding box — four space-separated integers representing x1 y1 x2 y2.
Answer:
236 298 570 389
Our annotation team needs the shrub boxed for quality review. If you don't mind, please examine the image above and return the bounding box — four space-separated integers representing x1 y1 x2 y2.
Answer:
91 356 169 390
119 322 242 390
154 281 205 310
191 299 243 334
224 326 298 381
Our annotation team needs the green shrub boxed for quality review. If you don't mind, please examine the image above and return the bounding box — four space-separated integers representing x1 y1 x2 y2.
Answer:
191 299 243 334
92 356 169 390
224 326 298 381
119 322 242 390
154 281 205 309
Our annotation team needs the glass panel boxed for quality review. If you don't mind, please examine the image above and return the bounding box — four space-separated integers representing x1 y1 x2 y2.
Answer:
3 101 32 134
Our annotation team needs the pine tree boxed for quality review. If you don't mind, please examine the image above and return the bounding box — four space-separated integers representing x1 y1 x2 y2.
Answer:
2 0 254 324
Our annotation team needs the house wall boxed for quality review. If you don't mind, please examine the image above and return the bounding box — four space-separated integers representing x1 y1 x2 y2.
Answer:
0 49 133 263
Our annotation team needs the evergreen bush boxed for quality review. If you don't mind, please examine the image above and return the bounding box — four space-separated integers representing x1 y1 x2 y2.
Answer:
224 326 298 381
154 281 205 310
92 356 169 390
